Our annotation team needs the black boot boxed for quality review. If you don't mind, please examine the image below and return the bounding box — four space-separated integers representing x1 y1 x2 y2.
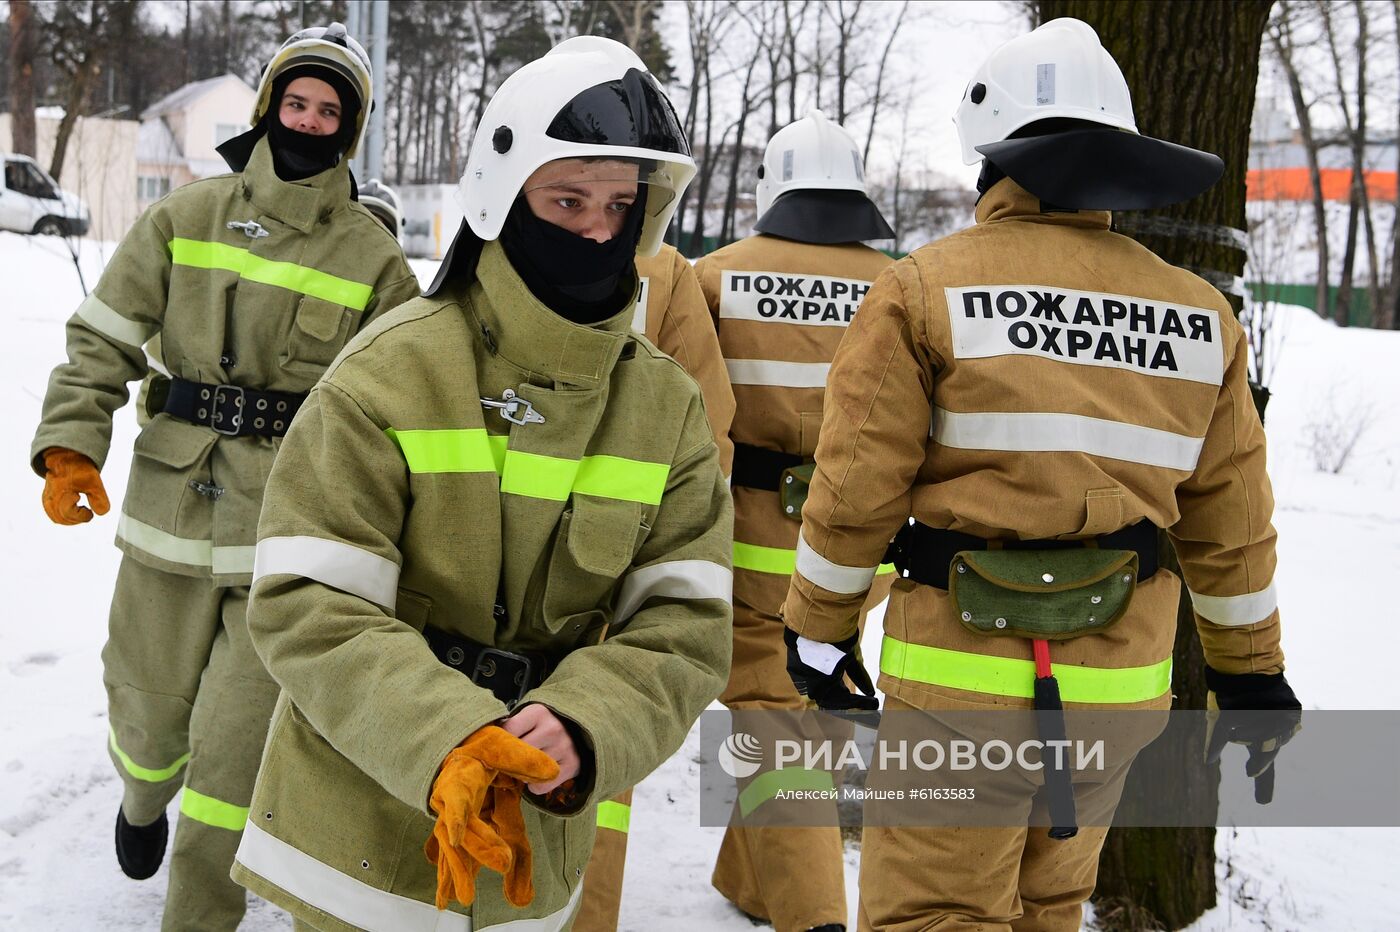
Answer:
807 926 845 932
115 807 168 880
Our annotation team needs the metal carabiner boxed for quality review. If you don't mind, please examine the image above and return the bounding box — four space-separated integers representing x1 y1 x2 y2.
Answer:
480 388 545 426
226 220 269 239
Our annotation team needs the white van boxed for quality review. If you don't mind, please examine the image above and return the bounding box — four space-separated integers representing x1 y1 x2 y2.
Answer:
0 153 90 236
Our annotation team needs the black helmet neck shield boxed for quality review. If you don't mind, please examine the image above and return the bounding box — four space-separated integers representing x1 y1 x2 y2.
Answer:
976 126 1223 212
754 189 894 244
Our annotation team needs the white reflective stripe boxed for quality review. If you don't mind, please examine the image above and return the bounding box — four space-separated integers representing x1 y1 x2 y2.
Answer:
933 407 1204 471
614 559 732 622
234 820 470 932
1189 581 1278 627
796 636 845 675
116 514 256 573
631 276 650 333
253 536 400 611
725 359 830 388
213 546 256 575
795 534 878 595
74 293 158 347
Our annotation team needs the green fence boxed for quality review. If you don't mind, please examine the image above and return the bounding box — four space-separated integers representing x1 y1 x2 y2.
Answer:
1248 282 1376 327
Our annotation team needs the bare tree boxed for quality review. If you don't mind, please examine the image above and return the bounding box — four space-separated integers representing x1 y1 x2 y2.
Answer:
8 0 38 158
46 0 123 182
1268 1 1331 322
1319 0 1377 326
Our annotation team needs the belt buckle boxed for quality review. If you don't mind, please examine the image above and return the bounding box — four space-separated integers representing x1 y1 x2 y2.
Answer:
472 647 535 708
211 385 246 436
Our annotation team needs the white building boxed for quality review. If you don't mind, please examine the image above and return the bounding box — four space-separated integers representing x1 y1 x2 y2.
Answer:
136 74 255 210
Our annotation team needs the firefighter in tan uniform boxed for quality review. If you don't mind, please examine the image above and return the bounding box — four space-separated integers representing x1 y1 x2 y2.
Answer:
781 20 1303 931
695 110 896 932
573 241 735 932
30 24 419 930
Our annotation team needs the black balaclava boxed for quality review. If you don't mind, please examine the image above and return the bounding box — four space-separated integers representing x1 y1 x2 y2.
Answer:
499 182 649 325
265 64 361 180
975 159 1007 202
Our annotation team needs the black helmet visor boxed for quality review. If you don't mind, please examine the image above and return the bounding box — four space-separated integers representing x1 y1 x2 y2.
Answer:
546 68 690 157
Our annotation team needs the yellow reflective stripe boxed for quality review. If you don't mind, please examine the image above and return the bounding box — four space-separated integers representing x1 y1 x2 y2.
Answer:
180 787 249 831
735 541 892 578
596 800 631 833
575 455 669 506
501 449 579 500
108 726 189 783
385 428 498 474
169 238 373 310
880 635 1172 704
734 541 795 575
738 767 835 817
388 429 668 504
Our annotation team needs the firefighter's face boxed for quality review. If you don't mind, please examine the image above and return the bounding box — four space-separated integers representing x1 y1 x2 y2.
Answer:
279 76 342 136
522 159 641 243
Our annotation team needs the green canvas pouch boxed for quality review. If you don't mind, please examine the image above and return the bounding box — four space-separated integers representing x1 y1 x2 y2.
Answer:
948 547 1139 640
780 463 816 520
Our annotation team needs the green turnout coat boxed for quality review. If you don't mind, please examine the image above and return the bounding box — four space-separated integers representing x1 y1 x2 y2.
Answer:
30 136 420 586
232 241 734 931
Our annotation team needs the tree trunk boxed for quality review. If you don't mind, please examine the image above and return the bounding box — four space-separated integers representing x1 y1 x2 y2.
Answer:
1390 0 1400 329
1267 4 1330 322
1354 1 1379 326
7 0 37 158
1034 2 1273 928
51 57 100 182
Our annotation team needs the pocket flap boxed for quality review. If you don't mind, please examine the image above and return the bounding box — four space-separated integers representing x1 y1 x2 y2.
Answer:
567 497 643 578
779 462 816 521
295 295 349 342
132 413 217 468
949 548 1138 639
958 548 1134 592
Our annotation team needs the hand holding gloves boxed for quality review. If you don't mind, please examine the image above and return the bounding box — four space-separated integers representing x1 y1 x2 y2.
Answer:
426 725 560 910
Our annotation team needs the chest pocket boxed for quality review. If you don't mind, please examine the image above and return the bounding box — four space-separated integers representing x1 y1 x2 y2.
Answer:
536 497 650 636
281 294 354 378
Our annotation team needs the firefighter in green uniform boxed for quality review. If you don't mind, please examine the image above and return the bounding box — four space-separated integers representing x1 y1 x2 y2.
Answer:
30 23 419 930
229 36 733 931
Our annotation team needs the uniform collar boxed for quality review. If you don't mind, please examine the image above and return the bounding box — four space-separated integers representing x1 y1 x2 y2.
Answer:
975 177 1111 232
240 135 352 235
466 241 633 389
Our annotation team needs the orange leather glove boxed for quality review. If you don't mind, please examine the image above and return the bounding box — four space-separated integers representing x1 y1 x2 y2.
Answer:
41 448 110 526
425 725 560 910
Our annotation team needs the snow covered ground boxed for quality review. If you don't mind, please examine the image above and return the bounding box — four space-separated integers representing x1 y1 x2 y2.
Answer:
1 231 1396 930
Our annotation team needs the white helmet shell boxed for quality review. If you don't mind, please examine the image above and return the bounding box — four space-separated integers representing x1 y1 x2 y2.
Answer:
359 178 401 235
755 109 868 219
253 23 373 157
456 36 695 257
953 17 1137 165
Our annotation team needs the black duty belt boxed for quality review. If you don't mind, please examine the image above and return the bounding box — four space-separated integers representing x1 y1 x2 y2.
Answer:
887 518 1159 590
423 624 551 708
732 441 806 492
163 378 306 438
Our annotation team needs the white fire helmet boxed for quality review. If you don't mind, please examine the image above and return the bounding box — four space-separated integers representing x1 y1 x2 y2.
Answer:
953 17 1137 165
755 109 869 219
359 178 401 236
252 23 373 157
455 36 695 258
